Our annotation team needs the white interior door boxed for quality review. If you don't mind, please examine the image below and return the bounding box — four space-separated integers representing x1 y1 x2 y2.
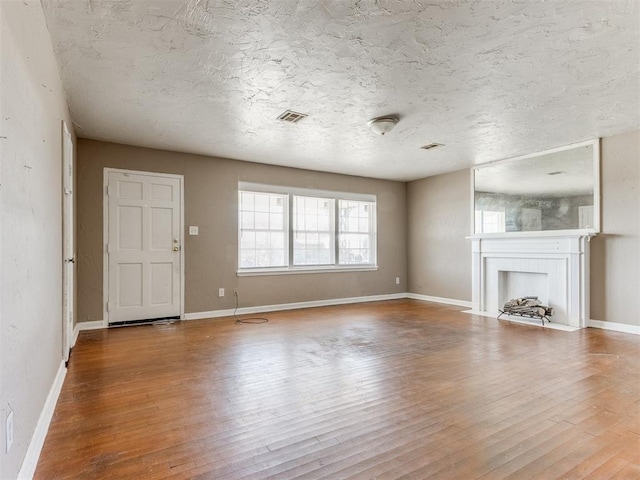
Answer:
106 170 182 323
62 121 74 360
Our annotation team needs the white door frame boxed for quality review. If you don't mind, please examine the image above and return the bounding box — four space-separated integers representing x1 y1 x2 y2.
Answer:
62 120 74 360
103 168 185 324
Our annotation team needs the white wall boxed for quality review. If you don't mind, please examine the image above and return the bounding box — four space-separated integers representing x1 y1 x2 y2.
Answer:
0 1 73 477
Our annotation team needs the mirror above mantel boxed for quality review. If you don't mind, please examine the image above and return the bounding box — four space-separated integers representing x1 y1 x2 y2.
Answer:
472 139 600 235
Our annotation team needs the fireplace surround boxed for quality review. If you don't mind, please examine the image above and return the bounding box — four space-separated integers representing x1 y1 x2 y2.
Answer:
466 230 596 330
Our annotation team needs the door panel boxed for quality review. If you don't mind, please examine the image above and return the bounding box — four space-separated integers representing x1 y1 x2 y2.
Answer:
151 208 173 250
107 171 182 323
151 263 173 305
118 263 143 307
118 206 143 249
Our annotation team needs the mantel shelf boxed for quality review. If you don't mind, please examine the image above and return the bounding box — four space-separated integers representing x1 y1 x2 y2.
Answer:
466 229 598 241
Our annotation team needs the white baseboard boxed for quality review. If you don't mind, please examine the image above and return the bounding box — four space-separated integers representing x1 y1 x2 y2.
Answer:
72 320 106 346
67 306 640 337
17 361 66 480
588 319 640 335
406 293 472 309
184 293 407 320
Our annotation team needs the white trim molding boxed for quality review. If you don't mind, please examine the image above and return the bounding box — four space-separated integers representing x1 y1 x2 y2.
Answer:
588 319 640 335
184 293 407 321
67 298 639 337
406 293 471 309
17 361 66 480
72 320 107 347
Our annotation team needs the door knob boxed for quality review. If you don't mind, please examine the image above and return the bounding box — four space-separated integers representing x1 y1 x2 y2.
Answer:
173 246 180 251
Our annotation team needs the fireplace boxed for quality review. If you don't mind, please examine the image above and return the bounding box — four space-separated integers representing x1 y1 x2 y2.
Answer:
467 231 595 329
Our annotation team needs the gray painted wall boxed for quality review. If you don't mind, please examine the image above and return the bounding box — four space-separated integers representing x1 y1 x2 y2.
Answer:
407 169 472 302
590 130 640 326
0 2 75 477
76 140 408 323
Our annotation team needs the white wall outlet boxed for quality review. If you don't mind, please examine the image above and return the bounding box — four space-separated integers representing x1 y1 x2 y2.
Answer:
395 277 400 285
189 226 199 235
6 409 14 453
218 288 224 297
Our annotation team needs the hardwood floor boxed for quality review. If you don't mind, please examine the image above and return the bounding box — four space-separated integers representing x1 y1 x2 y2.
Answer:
35 300 640 479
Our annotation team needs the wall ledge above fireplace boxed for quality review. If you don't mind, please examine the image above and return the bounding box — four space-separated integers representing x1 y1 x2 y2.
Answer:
467 229 598 240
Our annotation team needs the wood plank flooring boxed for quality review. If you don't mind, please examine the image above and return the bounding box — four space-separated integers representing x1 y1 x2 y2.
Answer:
35 300 640 479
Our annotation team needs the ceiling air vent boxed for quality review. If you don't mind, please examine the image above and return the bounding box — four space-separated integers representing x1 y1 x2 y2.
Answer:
277 110 308 123
420 143 444 151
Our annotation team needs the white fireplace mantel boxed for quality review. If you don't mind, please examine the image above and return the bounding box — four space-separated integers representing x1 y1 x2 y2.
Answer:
467 230 597 329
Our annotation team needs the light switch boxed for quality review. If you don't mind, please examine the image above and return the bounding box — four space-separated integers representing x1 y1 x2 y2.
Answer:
189 226 199 235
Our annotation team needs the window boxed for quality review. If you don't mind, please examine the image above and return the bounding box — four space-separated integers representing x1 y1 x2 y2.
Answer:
293 196 335 266
339 200 374 265
475 210 506 233
238 183 377 273
238 191 288 268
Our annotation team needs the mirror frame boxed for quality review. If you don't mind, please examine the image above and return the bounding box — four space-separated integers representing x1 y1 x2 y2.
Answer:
470 139 601 235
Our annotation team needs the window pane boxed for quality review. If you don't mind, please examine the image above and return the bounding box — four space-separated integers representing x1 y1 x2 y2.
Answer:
339 200 375 265
254 194 269 212
270 232 284 249
475 210 505 234
270 195 283 212
240 250 256 268
293 195 334 265
271 213 283 230
239 190 288 268
241 212 254 229
240 231 255 249
240 192 254 210
270 250 284 266
255 212 269 229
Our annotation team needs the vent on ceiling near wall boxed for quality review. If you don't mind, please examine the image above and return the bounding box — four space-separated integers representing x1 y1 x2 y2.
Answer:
420 143 444 151
277 110 308 123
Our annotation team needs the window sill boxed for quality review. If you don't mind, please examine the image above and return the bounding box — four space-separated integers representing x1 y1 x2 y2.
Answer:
237 266 379 277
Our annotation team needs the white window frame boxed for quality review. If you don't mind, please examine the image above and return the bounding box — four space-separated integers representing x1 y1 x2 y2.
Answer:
238 189 289 270
238 182 378 276
474 209 506 234
293 195 336 267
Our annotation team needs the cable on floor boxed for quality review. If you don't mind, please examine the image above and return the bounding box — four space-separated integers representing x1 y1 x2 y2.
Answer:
233 291 269 324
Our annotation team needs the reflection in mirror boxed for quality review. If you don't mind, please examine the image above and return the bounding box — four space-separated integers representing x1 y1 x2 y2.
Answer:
473 140 599 233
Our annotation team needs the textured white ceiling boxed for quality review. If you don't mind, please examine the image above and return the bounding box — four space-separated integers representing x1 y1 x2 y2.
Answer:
42 0 639 181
